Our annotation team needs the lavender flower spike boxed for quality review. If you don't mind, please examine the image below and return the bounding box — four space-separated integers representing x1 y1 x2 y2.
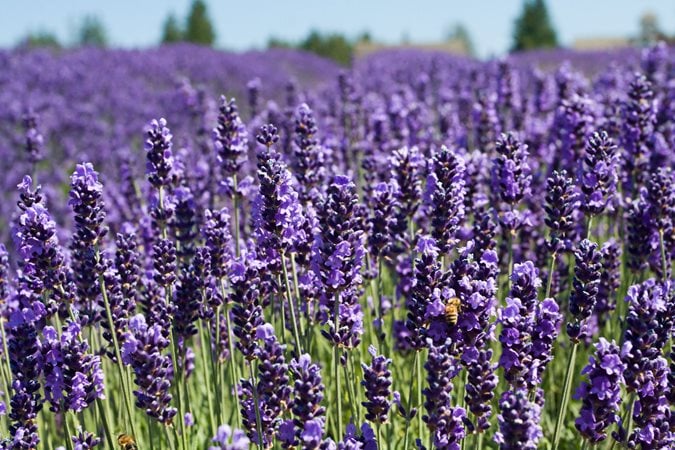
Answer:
361 345 392 424
574 338 626 443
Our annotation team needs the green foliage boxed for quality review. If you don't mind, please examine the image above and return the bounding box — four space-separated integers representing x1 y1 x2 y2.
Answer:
20 31 61 49
511 0 558 52
184 0 215 46
446 23 475 56
298 30 353 66
161 14 184 44
267 37 293 49
78 16 108 48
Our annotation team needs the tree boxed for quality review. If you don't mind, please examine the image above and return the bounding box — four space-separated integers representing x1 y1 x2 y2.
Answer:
78 16 107 47
638 12 665 45
267 37 293 49
184 0 215 46
299 30 353 66
20 31 61 49
511 0 558 52
161 14 183 43
446 23 475 56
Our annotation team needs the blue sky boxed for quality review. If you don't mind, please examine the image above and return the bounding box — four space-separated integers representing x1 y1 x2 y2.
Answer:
2 0 674 57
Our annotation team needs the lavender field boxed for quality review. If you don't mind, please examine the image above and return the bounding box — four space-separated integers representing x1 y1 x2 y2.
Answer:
0 42 674 450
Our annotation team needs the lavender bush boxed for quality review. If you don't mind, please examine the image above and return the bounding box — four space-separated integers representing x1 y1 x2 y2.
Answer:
0 42 673 450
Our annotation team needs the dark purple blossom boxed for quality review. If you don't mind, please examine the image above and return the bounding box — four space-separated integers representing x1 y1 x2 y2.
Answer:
22 109 43 166
121 314 176 425
621 73 656 193
567 239 602 342
41 322 104 412
579 131 618 216
292 103 326 200
544 170 578 252
144 118 175 189
213 97 249 180
209 424 250 450
574 338 626 443
424 146 466 254
494 389 543 450
361 345 392 424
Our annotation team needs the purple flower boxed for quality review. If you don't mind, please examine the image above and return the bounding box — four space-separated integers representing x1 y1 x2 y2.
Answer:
210 424 250 450
424 146 466 254
361 345 392 424
22 108 44 165
144 118 175 189
462 346 497 433
253 125 305 267
71 427 101 450
202 208 233 280
6 308 42 449
423 341 465 449
544 170 578 252
292 103 326 200
241 324 290 447
627 355 673 448
622 279 671 393
213 97 249 179
494 389 543 450
621 73 656 193
626 192 653 273
528 298 562 387
492 133 531 231
595 239 621 326
42 322 104 412
567 239 602 342
574 338 626 443
122 314 176 425
69 162 108 318
367 181 400 259
230 257 264 360
406 235 442 350
281 354 326 448
389 146 423 223
579 131 618 216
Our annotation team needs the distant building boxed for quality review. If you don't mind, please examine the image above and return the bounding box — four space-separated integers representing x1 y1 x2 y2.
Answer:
354 38 470 57
572 37 631 51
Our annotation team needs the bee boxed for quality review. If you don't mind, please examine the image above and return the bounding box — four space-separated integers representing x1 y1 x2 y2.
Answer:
117 434 138 450
444 297 461 326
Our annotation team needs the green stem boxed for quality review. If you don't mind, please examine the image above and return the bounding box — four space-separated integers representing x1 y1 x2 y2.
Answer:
95 397 115 450
220 280 242 428
168 327 188 450
624 392 637 445
98 275 138 443
658 229 669 280
545 252 557 299
281 252 303 355
334 344 343 439
197 321 217 434
233 174 241 258
416 349 423 442
63 412 75 450
343 357 358 424
248 361 265 448
403 351 419 450
148 415 155 450
552 342 579 450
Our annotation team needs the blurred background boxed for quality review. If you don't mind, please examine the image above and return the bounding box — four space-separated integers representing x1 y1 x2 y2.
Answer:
2 0 674 63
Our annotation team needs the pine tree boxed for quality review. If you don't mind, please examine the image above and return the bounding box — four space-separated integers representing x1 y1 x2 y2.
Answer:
511 0 558 52
184 0 215 46
161 14 183 44
78 16 107 48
